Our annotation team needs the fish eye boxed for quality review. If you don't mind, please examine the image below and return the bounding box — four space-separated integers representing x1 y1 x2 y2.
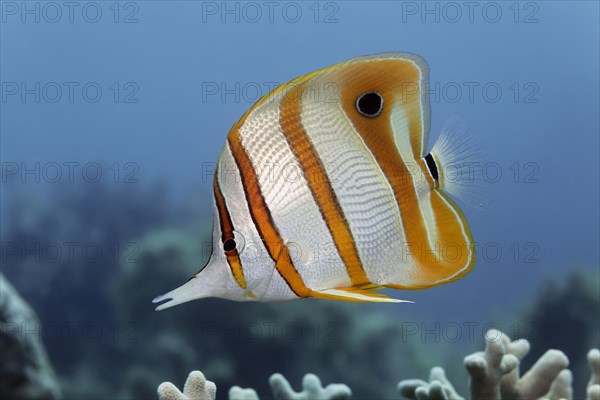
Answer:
356 92 383 117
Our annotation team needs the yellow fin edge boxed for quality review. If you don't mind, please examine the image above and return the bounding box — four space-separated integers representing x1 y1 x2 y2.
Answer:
311 287 413 303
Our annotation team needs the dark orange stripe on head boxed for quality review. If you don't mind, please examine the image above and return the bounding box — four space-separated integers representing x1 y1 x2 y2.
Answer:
213 167 247 289
334 59 472 286
279 83 370 287
227 128 311 298
337 63 433 276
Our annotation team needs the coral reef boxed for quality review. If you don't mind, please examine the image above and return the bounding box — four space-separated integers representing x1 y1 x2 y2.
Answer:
159 371 351 400
520 272 600 396
5 184 598 400
0 274 61 400
158 371 216 400
1 184 212 399
399 367 464 400
589 349 600 400
399 329 571 400
267 373 351 400
159 330 599 400
400 328 598 400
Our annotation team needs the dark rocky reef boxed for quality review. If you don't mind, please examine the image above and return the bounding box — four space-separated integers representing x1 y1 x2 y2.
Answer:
0 274 61 400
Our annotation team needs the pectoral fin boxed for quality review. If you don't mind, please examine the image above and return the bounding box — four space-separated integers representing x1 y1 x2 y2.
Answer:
312 287 413 303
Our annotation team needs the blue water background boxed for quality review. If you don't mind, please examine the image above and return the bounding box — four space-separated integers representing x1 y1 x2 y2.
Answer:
1 7 599 398
3 1 598 316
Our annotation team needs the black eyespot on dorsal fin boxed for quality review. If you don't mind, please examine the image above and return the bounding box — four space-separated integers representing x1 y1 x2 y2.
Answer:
223 238 237 253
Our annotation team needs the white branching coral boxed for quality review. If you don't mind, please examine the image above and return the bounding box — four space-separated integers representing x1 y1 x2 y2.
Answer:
269 373 352 400
160 372 350 400
589 349 600 400
541 369 573 400
157 332 599 400
463 329 523 399
157 371 216 400
398 329 598 400
228 386 260 400
467 329 570 400
398 366 465 400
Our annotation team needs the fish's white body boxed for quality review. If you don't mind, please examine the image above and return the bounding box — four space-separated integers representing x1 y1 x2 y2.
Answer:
154 53 475 310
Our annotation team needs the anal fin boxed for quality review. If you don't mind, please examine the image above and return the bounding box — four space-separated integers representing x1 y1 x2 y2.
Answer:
312 287 413 303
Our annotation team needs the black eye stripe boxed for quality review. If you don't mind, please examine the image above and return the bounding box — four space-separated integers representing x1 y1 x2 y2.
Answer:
356 92 383 117
424 153 439 181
